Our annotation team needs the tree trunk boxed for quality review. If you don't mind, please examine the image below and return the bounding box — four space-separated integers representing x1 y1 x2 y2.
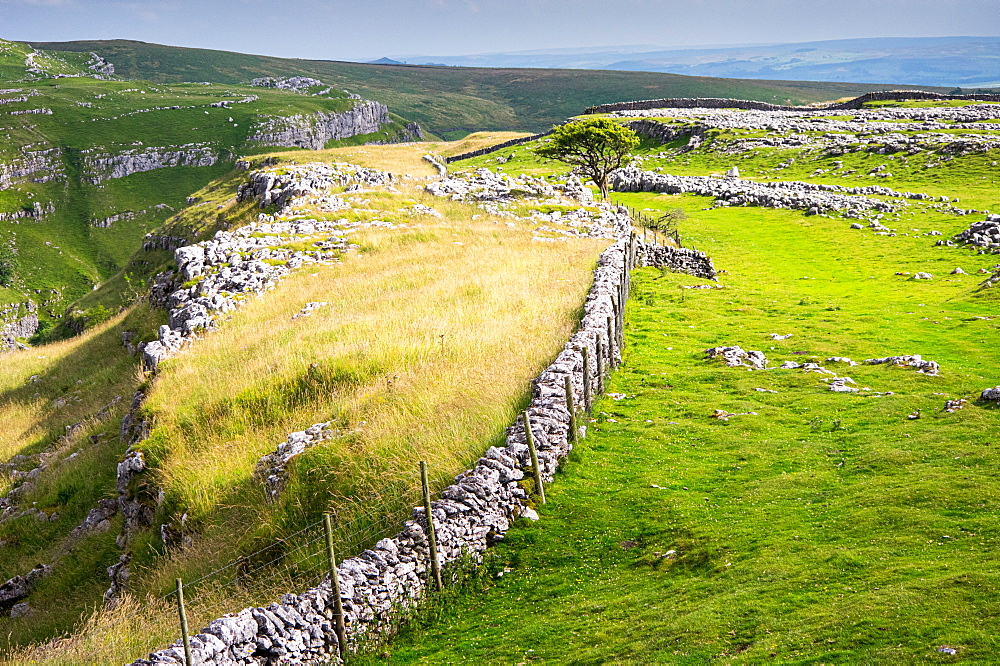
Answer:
598 177 609 200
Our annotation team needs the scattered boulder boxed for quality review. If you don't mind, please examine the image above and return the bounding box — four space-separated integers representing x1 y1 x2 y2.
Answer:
0 564 51 613
291 302 327 320
953 215 1000 250
705 345 767 369
943 398 967 412
9 602 31 618
866 354 940 375
981 387 1000 403
827 377 859 393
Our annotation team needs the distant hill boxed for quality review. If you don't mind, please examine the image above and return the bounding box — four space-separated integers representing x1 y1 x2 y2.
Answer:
368 57 404 65
394 36 1000 89
30 39 949 136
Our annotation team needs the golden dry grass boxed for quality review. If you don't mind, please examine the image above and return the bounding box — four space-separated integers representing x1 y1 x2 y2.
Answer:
262 132 533 177
2 142 607 663
0 310 140 473
139 185 605 564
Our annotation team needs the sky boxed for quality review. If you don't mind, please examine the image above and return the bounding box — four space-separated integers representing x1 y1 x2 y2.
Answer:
0 0 997 61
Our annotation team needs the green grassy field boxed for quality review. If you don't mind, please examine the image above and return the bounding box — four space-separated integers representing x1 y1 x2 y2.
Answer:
352 107 1000 663
361 201 1000 664
30 39 952 136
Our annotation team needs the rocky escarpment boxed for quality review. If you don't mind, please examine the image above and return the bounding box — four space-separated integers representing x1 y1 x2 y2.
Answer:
0 313 38 351
0 147 64 190
141 219 351 370
377 121 424 144
249 101 395 150
1 301 39 352
85 53 115 78
236 161 392 211
81 143 218 184
143 163 396 371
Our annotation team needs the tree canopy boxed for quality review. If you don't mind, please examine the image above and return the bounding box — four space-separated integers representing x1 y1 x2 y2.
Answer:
535 118 639 199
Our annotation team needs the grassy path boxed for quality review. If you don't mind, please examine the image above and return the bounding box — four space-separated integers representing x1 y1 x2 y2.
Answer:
362 195 1000 663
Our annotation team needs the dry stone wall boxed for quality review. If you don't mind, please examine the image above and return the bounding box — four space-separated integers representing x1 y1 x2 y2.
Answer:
610 167 935 218
445 131 553 163
584 91 1000 115
129 231 715 665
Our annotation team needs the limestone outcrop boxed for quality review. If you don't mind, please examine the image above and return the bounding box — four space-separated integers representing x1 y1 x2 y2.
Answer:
249 101 392 150
610 167 914 217
81 143 218 184
954 215 1000 251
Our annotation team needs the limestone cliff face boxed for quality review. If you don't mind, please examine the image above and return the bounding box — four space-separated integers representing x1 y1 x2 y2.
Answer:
248 100 392 150
1 311 38 351
0 147 64 190
81 143 218 184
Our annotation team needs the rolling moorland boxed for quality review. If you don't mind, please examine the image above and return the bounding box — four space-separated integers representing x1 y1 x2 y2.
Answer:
0 34 998 665
30 39 950 137
396 36 1000 88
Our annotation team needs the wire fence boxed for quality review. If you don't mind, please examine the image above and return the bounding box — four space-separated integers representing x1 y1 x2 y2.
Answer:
612 202 684 248
23 481 426 665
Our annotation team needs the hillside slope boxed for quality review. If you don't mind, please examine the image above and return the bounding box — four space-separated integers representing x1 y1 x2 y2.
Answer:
399 36 1000 88
31 39 950 137
0 38 419 345
0 138 618 660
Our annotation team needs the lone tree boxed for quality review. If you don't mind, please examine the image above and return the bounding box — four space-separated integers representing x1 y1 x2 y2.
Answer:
535 118 639 200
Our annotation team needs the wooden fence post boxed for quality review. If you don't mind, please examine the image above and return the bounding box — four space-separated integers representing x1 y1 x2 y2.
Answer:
523 412 545 504
581 345 592 413
323 514 347 659
606 315 616 368
175 579 191 666
564 375 579 444
596 337 605 394
420 461 443 591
